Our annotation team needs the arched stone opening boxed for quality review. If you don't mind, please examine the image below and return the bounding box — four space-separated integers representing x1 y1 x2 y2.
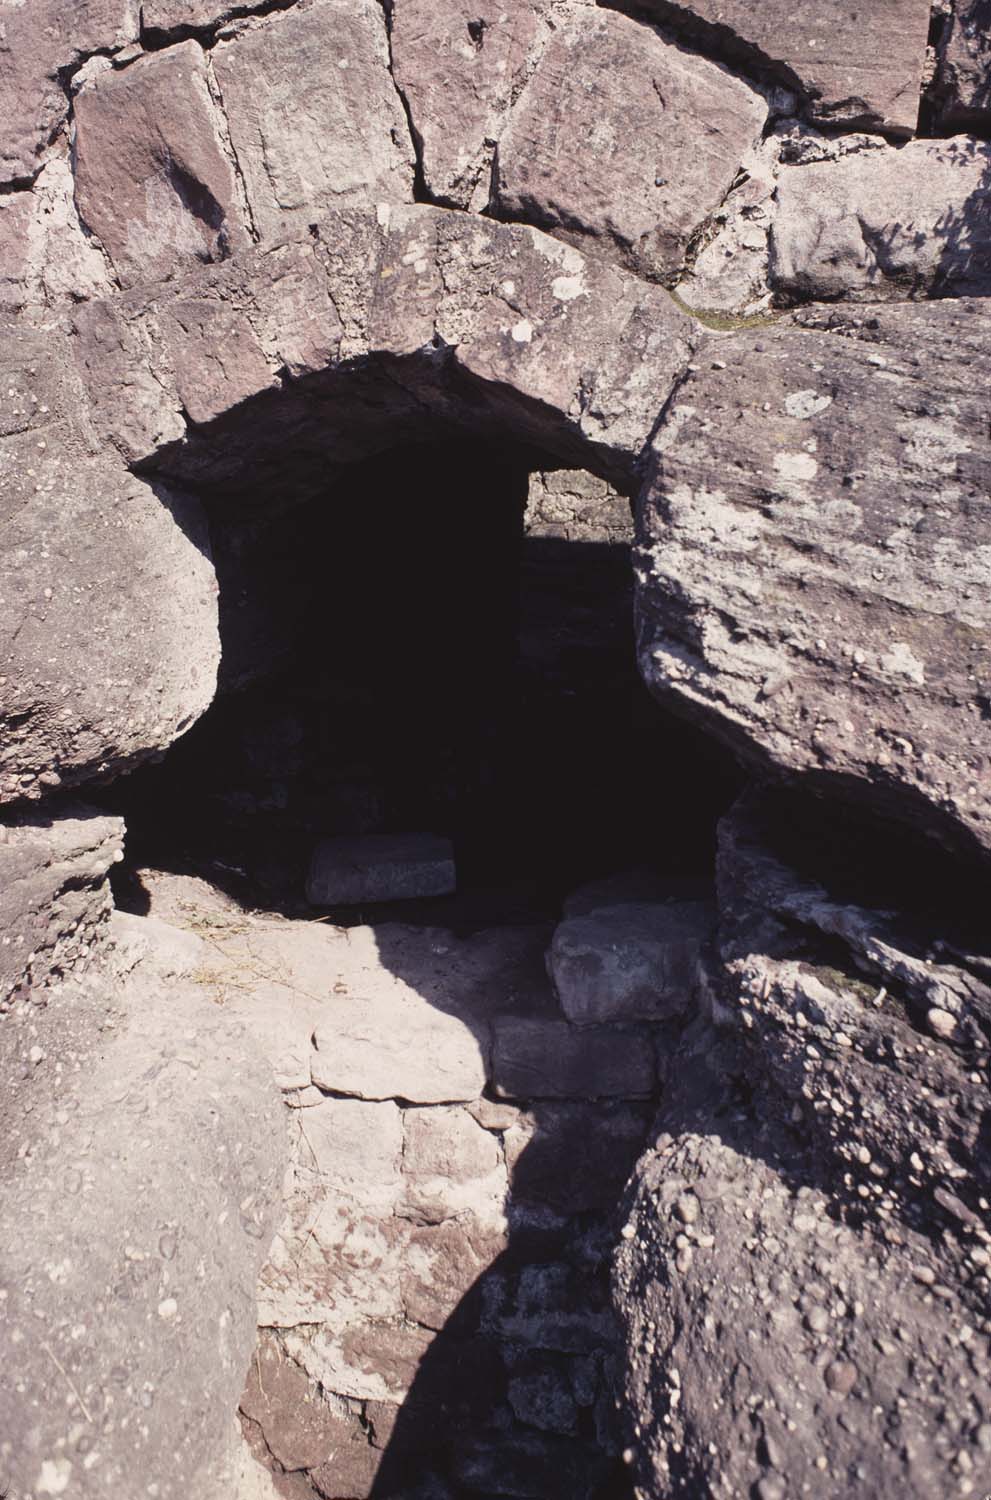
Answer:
107 433 741 922
91 407 743 1497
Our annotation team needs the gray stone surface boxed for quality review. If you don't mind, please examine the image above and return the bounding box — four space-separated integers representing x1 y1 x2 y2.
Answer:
0 917 285 1500
307 832 456 907
212 0 415 241
494 8 767 282
389 0 553 210
72 41 251 289
0 805 122 1008
638 298 991 858
0 322 219 802
613 792 991 1498
491 1015 656 1099
621 0 932 134
548 900 714 1025
770 137 991 301
0 0 140 187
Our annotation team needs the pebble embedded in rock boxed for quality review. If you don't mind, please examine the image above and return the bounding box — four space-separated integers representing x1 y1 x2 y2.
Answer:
675 1193 700 1225
824 1358 858 1396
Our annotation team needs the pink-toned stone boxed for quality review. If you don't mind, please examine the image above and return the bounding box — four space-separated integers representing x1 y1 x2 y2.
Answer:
389 0 551 209
494 8 767 281
212 0 414 241
72 41 249 288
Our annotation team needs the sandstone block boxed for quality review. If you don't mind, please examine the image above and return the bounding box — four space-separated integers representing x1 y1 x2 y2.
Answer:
212 0 414 242
370 205 696 477
770 137 991 301
400 1219 504 1331
310 975 486 1103
494 9 767 281
0 156 114 313
72 41 250 288
400 1105 507 1225
0 0 139 186
638 299 991 858
240 1332 373 1474
389 0 552 209
307 832 456 906
503 1103 652 1215
491 1016 656 1099
627 0 932 134
548 901 714 1025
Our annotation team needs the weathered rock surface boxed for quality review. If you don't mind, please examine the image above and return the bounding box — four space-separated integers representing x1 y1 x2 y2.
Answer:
388 0 553 210
494 8 767 282
310 981 487 1101
0 911 285 1500
549 900 713 1024
367 205 696 474
0 323 219 802
306 832 456 906
72 41 251 289
613 792 991 1498
212 0 414 241
73 203 695 482
0 156 115 314
141 0 285 34
0 805 122 1009
525 468 631 543
0 0 140 187
933 0 991 131
618 0 932 134
637 298 991 858
770 137 991 301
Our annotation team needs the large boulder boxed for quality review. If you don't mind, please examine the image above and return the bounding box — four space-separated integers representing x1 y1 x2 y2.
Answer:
493 8 767 282
0 322 219 802
613 792 991 1498
615 0 932 135
637 298 991 859
770 137 991 301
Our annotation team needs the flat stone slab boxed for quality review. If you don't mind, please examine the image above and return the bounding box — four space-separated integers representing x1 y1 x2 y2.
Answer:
306 832 456 906
549 900 714 1026
310 979 487 1102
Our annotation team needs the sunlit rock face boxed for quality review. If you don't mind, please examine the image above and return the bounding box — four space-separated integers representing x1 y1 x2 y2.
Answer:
1 0 989 1496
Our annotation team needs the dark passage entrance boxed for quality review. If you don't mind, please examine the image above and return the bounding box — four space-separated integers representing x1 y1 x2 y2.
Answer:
109 438 742 922
97 435 747 1500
